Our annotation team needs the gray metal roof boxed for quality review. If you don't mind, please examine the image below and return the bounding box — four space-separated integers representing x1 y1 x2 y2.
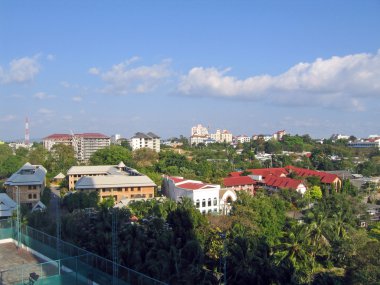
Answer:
75 175 156 189
132 132 160 139
4 163 46 186
0 193 17 217
147 132 160 139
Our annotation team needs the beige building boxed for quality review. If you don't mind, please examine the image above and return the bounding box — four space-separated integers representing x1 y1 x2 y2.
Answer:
210 129 233 143
67 162 156 203
43 133 110 162
4 162 47 208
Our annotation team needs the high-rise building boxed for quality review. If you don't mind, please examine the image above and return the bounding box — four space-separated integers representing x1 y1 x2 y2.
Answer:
191 124 209 136
43 133 110 162
129 132 160 152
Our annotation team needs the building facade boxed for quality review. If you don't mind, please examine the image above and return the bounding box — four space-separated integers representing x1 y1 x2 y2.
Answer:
210 129 233 143
4 162 47 207
129 132 160 152
70 163 156 203
163 176 221 214
43 133 110 162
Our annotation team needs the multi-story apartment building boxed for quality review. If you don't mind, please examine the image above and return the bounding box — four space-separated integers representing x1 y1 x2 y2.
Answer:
43 133 110 162
129 132 160 152
69 162 156 203
191 124 209 136
210 129 233 143
4 162 47 208
236 135 251 143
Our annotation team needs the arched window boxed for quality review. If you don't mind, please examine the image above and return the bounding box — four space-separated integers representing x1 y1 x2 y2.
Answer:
208 198 211 207
226 196 232 204
202 199 206 207
213 197 218 206
195 199 200 208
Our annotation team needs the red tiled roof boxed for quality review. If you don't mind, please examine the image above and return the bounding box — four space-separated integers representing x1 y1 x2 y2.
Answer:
44 133 109 140
247 168 288 178
169 177 185 183
285 166 339 184
223 176 256 187
177 182 207 190
265 176 303 190
43 133 72 140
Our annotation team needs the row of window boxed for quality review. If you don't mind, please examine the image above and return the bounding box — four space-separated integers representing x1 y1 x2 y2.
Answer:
28 185 38 190
100 187 142 192
195 197 218 208
201 208 219 214
28 193 37 199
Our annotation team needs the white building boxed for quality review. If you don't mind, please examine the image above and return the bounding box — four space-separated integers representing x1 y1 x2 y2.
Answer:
163 176 221 214
191 124 209 136
43 133 110 162
236 135 251 144
210 129 233 143
129 132 160 152
190 135 209 146
348 138 380 149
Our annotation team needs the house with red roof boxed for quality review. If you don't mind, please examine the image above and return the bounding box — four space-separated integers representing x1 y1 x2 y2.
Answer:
285 166 342 191
264 176 306 195
162 176 236 215
223 176 256 195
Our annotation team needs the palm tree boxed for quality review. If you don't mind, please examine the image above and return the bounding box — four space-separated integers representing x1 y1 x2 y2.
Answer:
274 223 314 284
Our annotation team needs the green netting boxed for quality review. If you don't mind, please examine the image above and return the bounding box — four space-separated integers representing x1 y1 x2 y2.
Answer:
0 219 167 285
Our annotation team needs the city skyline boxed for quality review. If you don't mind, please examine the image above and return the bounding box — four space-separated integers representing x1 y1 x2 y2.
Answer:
1 1 380 140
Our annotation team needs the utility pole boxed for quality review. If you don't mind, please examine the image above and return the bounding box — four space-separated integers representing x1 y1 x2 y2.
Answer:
16 186 21 248
56 195 61 259
112 208 118 285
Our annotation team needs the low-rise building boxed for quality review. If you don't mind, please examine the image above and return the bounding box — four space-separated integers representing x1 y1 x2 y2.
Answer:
223 176 256 195
4 162 47 207
71 162 156 203
129 132 160 152
163 176 221 214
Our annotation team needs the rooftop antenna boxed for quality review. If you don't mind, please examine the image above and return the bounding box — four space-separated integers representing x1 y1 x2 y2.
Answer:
25 117 30 145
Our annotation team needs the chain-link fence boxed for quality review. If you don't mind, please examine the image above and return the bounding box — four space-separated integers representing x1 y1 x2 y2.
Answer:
0 219 167 285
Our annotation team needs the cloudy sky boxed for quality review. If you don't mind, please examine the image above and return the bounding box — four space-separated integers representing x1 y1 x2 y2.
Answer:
1 1 379 141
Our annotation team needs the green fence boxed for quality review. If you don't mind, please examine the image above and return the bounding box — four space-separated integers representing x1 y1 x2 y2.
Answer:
0 219 167 285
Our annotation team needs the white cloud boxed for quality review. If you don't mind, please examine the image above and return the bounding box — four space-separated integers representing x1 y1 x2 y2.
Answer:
91 58 171 95
0 56 40 84
178 50 380 110
33 92 55 100
0 115 16 122
46 54 55 61
72 96 82 102
88 67 100 75
38 108 54 116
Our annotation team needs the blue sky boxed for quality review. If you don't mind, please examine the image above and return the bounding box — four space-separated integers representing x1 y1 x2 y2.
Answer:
1 0 379 141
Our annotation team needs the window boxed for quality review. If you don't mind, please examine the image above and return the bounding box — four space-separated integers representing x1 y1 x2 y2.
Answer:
131 188 134 192
33 194 37 199
149 194 153 198
28 194 32 199
208 198 211 207
202 199 206 207
195 199 200 208
213 197 218 206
